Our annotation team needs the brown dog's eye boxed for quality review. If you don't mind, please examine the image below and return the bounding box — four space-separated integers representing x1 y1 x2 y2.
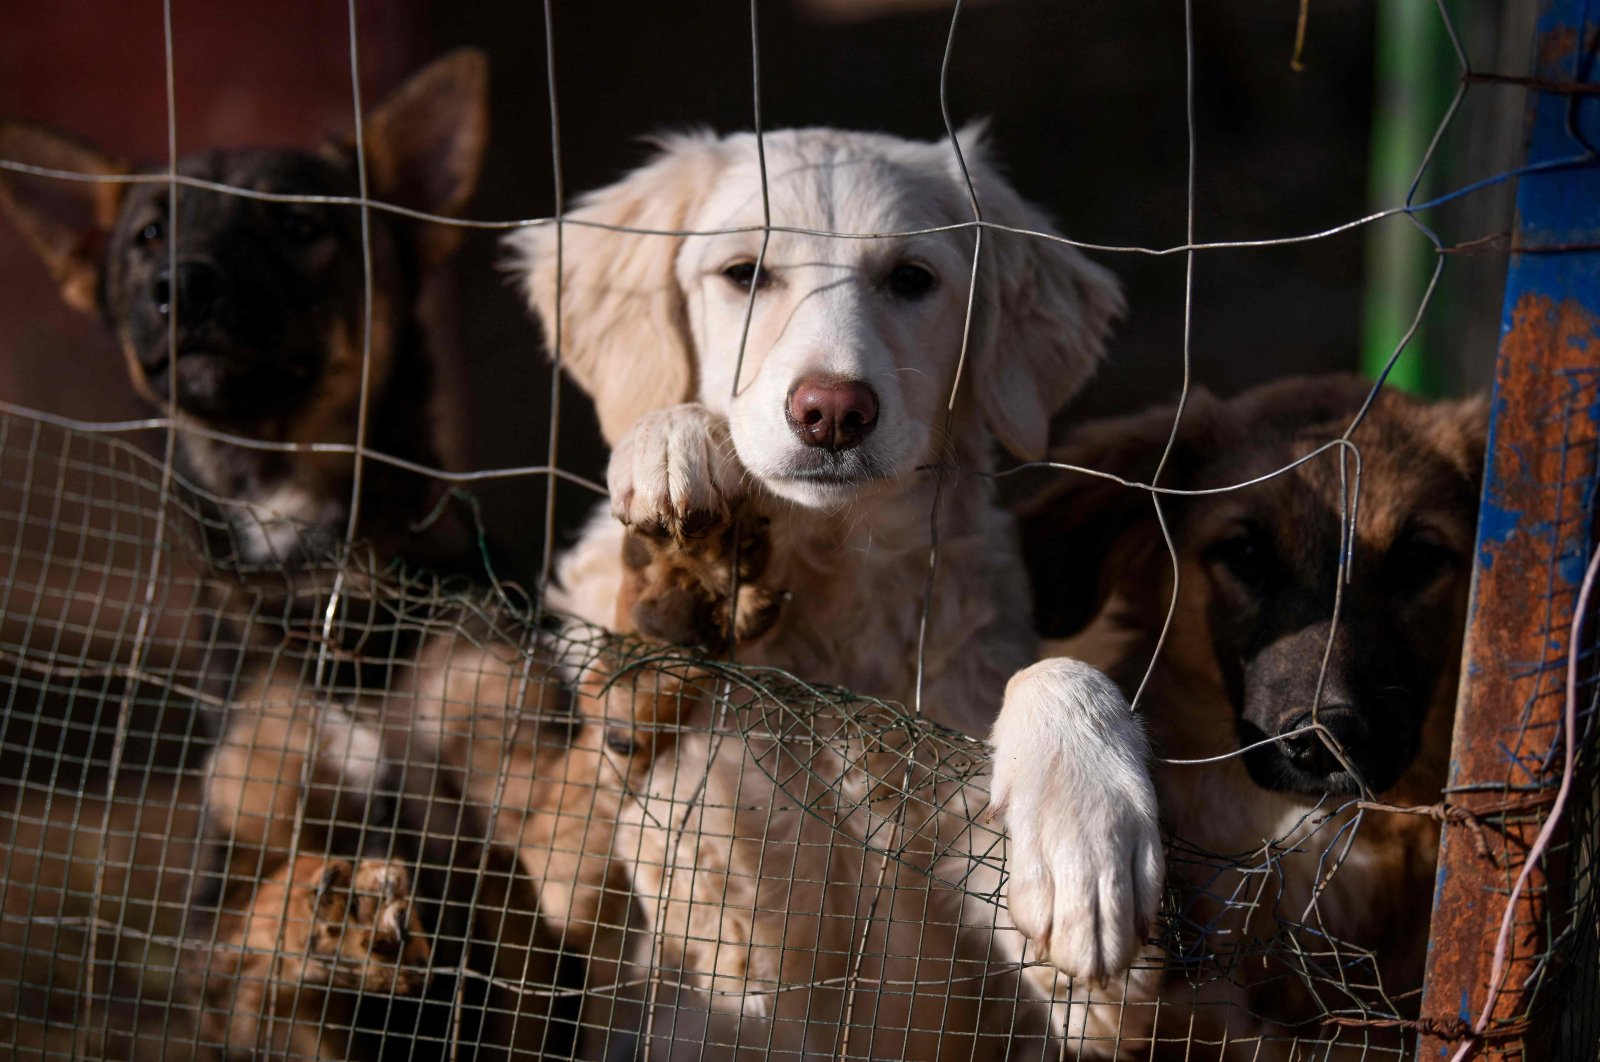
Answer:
886 262 936 299
137 221 163 246
1206 528 1271 586
721 261 770 292
1388 536 1460 593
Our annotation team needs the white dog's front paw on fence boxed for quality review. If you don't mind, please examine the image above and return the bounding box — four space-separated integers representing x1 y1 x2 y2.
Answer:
607 403 745 538
991 657 1164 985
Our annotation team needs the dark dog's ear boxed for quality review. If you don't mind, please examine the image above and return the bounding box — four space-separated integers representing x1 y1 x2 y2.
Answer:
360 48 489 265
1018 392 1218 638
0 123 128 313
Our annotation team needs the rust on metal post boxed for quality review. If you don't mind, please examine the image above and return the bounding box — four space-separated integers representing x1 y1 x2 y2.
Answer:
1416 5 1600 1058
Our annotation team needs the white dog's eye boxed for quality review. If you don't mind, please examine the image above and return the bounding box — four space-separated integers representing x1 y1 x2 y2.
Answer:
886 262 937 299
721 261 771 292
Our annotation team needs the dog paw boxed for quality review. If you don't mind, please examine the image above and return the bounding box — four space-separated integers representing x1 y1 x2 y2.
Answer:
608 403 745 539
618 509 784 653
990 658 1164 986
301 858 431 995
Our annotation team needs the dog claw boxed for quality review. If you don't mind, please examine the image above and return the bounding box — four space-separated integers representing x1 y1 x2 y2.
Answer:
314 862 345 913
679 508 718 538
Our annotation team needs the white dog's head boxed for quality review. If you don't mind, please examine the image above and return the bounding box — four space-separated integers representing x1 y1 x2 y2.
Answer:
509 127 1122 508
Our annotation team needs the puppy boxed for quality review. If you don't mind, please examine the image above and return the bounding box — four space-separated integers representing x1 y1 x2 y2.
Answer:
493 127 1165 1056
0 51 552 1060
0 50 488 575
1018 375 1486 1057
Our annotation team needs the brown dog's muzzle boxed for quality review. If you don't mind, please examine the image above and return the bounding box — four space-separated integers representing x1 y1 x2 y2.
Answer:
1235 618 1421 797
1275 705 1373 779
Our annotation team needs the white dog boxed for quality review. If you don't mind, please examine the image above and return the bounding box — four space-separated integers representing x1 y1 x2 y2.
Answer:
498 127 1163 1056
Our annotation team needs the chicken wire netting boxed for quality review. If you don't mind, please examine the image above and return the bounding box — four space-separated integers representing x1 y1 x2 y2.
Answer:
0 407 1465 1061
1 0 1598 1059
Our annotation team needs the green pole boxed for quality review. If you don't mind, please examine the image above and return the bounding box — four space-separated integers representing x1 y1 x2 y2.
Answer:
1361 0 1450 395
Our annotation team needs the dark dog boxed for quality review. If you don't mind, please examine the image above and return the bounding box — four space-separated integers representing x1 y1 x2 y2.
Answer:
0 51 485 574
1018 375 1485 1058
0 52 570 1061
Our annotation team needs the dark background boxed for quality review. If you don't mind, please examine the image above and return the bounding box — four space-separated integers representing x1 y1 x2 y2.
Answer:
0 0 1535 581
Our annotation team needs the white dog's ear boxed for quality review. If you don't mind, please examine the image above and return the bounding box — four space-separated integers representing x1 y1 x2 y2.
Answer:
506 131 725 445
952 130 1124 461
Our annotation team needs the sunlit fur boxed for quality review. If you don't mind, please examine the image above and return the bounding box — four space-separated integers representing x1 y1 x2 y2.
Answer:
504 127 1165 1056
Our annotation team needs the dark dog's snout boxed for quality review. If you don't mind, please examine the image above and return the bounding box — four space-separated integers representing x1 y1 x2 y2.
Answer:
1277 707 1371 779
787 377 879 452
153 260 226 327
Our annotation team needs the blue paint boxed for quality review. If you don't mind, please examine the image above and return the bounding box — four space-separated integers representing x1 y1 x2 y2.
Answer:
1475 495 1521 571
1562 538 1591 585
1474 391 1518 570
1473 4 1600 586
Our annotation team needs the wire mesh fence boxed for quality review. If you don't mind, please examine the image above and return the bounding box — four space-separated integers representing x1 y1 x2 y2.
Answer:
0 0 1597 1059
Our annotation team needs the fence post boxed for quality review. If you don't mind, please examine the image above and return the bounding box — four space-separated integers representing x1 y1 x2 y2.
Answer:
1415 4 1600 1059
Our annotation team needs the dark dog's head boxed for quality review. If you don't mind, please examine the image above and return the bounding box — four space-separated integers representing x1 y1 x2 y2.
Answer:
0 49 486 431
1021 375 1486 798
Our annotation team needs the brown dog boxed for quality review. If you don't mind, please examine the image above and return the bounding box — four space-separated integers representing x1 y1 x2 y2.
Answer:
1018 375 1485 1058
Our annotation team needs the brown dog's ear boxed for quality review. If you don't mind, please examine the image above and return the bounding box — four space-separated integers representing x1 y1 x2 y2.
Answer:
505 132 726 445
1424 391 1490 486
0 123 128 314
1017 392 1218 638
951 125 1125 461
361 48 489 265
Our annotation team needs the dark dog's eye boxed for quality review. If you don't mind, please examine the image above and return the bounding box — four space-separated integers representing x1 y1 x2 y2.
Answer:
1206 527 1271 586
281 209 327 244
886 263 936 299
1387 535 1460 594
137 221 163 246
721 261 771 292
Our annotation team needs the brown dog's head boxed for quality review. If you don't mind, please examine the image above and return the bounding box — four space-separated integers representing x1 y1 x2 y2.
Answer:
1021 375 1486 798
0 50 486 430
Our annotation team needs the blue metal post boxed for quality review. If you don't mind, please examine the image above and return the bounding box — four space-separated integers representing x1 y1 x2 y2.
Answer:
1416 2 1600 1058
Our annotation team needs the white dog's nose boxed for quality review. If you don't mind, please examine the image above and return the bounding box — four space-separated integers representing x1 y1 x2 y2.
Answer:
786 376 879 451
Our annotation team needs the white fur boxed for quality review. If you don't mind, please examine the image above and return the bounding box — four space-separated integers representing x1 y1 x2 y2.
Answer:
606 405 744 532
509 127 1158 1052
234 480 344 566
990 659 1163 985
316 704 384 790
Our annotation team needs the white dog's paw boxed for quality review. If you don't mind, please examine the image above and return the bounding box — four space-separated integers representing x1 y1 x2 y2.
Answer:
990 658 1164 986
608 403 745 538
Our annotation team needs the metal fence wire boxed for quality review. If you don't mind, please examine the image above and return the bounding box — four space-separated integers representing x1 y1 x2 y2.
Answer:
0 0 1598 1059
